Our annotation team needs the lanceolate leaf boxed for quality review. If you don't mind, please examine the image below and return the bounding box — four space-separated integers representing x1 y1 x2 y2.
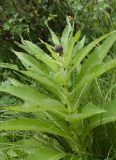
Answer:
64 31 81 67
72 59 116 108
20 38 45 55
0 118 67 137
17 139 66 160
46 23 60 45
21 70 58 89
61 17 72 53
0 79 65 110
68 103 105 122
40 40 62 63
88 99 116 130
16 41 61 72
21 71 66 103
0 63 66 102
66 155 87 160
15 40 45 56
64 38 75 67
69 32 112 73
73 30 81 44
35 53 60 72
73 35 86 56
0 62 60 91
0 152 8 160
4 102 67 113
12 51 48 75
76 31 116 82
0 63 18 70
26 148 66 160
82 59 116 87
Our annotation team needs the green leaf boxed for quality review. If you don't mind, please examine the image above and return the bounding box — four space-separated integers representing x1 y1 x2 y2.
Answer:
0 118 67 137
64 38 75 67
15 39 45 57
5 102 67 113
72 59 116 108
40 39 62 63
35 53 60 72
46 23 60 45
61 17 72 53
26 148 66 160
7 149 18 158
0 63 18 70
77 31 116 83
12 50 48 75
15 40 60 73
21 70 66 103
81 59 116 88
0 63 66 102
0 78 65 110
17 139 66 160
68 103 105 122
66 155 88 160
69 32 112 73
0 151 8 160
73 30 81 44
21 70 57 88
64 30 81 68
20 38 45 55
88 99 116 129
0 62 59 92
73 36 86 56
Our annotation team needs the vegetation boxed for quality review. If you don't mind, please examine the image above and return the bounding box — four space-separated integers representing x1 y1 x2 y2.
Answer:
0 0 116 160
0 18 116 159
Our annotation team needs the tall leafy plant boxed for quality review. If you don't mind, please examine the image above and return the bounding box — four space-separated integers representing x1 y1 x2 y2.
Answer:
0 18 116 159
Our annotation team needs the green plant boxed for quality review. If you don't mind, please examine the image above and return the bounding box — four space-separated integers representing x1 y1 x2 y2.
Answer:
0 18 116 159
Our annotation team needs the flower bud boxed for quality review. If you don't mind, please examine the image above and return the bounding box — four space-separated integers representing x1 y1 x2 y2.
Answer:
55 45 63 53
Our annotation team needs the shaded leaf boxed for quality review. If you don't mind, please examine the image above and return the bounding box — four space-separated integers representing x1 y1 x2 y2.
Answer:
68 103 105 122
89 99 116 129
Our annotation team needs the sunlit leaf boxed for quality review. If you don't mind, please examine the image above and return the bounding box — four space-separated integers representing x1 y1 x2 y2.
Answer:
46 22 60 45
0 118 67 137
61 17 72 53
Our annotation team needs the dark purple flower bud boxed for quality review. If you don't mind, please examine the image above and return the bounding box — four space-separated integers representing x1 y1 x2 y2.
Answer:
55 45 63 53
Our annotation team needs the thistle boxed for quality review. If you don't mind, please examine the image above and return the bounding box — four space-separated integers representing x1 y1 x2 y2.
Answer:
0 17 116 159
55 45 63 53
